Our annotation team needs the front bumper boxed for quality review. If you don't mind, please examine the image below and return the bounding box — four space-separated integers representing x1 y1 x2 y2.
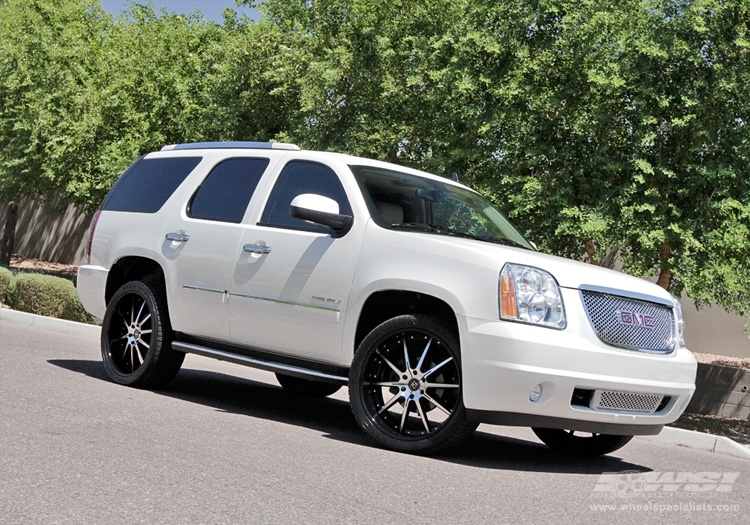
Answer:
459 308 697 436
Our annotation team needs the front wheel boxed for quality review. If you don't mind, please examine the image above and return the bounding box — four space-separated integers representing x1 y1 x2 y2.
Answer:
532 428 634 456
349 315 477 454
101 280 184 388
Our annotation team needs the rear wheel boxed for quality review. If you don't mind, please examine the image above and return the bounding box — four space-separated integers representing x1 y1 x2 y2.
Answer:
532 428 634 456
101 280 184 388
349 314 477 454
275 373 342 397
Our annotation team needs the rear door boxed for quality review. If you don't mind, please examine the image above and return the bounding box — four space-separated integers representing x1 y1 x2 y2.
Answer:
162 157 272 341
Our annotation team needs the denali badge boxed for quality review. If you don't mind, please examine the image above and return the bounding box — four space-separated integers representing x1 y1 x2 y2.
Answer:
617 310 655 329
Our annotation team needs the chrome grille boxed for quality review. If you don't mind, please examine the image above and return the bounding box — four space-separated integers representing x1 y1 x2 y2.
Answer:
591 390 664 414
581 290 675 353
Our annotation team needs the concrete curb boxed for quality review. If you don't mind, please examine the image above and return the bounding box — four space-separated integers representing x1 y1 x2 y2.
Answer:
639 426 750 459
0 308 100 339
2 308 749 459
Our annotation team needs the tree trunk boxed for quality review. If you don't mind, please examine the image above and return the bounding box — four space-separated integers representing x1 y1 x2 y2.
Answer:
0 200 18 267
600 245 620 269
584 239 599 265
656 267 672 290
655 241 672 290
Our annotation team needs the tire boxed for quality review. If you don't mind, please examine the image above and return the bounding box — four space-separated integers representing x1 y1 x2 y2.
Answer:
275 373 342 397
349 314 477 454
101 280 184 388
532 428 634 456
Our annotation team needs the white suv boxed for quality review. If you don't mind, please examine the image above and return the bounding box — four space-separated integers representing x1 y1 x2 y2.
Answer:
77 141 697 456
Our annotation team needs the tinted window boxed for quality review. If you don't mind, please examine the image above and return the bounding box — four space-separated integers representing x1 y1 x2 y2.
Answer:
188 158 270 223
260 161 351 232
102 156 202 213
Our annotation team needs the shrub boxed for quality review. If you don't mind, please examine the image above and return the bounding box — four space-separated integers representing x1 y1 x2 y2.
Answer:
0 266 11 303
10 273 93 324
62 289 94 324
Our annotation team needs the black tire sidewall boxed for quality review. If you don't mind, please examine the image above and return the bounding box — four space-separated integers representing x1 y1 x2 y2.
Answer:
101 280 173 387
349 314 474 454
532 427 634 456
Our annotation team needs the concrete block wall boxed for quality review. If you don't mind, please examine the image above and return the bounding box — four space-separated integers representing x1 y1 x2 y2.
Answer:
686 363 750 420
0 198 89 266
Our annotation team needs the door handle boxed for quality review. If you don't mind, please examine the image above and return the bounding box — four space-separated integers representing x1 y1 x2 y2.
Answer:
243 243 271 255
165 231 190 243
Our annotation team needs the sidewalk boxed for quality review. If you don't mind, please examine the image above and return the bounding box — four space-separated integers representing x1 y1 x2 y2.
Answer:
2 307 748 460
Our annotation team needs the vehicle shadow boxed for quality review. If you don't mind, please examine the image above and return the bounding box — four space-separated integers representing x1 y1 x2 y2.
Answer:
49 358 651 474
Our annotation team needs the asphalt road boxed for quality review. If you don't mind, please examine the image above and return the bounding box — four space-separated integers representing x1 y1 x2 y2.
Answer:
1 320 748 524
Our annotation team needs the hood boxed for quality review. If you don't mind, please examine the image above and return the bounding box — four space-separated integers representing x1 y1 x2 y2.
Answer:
495 246 673 302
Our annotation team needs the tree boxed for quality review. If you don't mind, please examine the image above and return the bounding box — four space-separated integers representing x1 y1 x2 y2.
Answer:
0 0 107 265
60 4 229 211
249 0 750 320
474 0 750 314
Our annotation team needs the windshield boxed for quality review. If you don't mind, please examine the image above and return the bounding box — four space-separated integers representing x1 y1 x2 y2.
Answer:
350 165 533 250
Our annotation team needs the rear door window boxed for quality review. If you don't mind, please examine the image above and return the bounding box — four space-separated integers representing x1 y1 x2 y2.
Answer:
188 158 270 223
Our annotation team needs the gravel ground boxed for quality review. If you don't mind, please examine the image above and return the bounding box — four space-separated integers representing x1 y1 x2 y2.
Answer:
7 255 750 446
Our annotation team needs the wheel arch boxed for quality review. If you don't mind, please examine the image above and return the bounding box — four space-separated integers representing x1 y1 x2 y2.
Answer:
105 256 167 307
353 290 459 353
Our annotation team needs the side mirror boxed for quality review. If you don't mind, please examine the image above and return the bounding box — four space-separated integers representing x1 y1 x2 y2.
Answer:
290 194 353 233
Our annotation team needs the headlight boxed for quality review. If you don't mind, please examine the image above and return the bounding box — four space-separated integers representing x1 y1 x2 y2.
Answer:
671 294 686 347
500 263 566 329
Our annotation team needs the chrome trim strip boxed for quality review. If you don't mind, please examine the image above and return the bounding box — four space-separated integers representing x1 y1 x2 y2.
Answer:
172 342 348 384
183 284 226 295
227 291 340 312
578 284 673 308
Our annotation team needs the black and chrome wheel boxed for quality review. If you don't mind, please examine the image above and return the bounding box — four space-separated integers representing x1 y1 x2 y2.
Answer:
532 428 634 456
275 373 342 397
349 315 477 454
101 280 184 388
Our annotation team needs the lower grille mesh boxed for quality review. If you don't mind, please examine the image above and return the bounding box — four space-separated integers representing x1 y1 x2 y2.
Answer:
592 390 664 414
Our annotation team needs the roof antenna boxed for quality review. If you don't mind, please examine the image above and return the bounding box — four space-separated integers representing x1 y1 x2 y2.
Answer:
451 172 459 182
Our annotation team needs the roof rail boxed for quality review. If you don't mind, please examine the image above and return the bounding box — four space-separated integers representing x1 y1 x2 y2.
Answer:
161 141 300 151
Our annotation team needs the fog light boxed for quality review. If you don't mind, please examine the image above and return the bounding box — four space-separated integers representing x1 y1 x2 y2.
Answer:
530 384 543 402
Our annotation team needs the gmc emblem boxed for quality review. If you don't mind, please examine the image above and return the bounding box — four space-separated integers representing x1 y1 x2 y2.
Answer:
616 310 655 329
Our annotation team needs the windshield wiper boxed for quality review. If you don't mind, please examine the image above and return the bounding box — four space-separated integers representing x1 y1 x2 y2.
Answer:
391 223 528 249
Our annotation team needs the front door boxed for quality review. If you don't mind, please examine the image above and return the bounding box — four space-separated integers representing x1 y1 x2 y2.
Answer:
227 160 360 364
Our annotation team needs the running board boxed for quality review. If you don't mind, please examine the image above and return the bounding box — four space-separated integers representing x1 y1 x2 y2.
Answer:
172 341 349 385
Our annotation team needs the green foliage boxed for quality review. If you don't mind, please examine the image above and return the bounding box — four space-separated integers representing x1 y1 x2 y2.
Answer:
0 0 108 204
61 4 233 210
4 275 17 308
8 273 93 323
255 0 750 317
62 287 94 324
0 266 11 301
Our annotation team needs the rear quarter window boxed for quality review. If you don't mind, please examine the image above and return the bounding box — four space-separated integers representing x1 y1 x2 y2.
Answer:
102 156 202 213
